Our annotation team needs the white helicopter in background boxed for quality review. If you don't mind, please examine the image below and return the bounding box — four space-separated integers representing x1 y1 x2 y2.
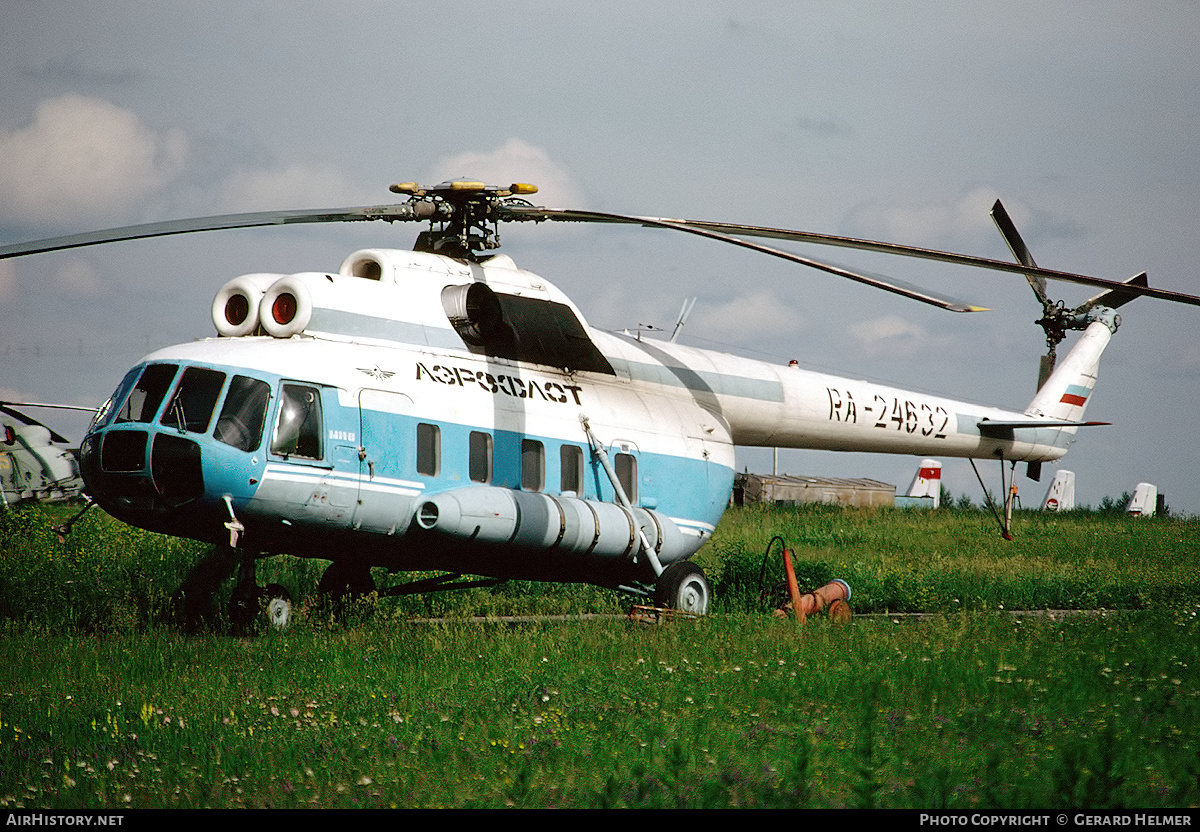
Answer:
3 181 1198 626
0 402 86 508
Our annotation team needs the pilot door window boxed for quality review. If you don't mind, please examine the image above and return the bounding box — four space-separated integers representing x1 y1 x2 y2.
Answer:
214 376 271 452
270 384 324 461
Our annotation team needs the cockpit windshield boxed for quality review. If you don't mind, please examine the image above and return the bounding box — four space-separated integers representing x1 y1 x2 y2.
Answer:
160 367 227 434
114 364 178 424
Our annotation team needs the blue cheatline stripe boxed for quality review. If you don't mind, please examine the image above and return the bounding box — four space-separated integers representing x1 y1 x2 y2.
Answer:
609 355 785 402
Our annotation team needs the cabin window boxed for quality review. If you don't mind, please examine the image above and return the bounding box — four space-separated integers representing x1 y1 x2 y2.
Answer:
469 431 492 483
161 367 227 434
521 439 545 492
615 452 637 503
271 384 324 460
416 423 440 476
560 444 584 494
115 364 178 424
214 376 272 452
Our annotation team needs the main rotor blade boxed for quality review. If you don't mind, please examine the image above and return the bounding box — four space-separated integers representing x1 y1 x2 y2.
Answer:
508 206 1200 308
989 199 1049 305
507 208 984 312
0 204 421 260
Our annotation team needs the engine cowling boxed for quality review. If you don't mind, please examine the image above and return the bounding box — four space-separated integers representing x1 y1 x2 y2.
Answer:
211 273 284 337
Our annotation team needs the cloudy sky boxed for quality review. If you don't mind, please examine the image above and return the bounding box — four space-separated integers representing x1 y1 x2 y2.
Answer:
2 2 1198 514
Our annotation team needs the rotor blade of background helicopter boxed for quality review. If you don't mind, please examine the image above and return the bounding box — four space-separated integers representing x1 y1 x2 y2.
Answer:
505 208 985 312
0 204 422 260
509 207 1200 308
0 404 72 444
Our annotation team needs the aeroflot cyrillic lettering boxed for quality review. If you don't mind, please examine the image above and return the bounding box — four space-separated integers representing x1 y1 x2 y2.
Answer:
416 363 583 406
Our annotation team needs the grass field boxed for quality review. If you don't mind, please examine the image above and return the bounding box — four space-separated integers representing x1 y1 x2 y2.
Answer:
0 503 1197 808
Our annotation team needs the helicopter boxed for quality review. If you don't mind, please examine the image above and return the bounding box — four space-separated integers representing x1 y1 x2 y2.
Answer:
0 402 86 508
3 180 1199 627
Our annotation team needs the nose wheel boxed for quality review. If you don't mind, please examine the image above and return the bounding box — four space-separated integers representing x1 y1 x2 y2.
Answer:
654 561 710 615
227 552 295 632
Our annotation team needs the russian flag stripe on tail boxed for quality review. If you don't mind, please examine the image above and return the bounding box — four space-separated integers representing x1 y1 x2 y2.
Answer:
1059 384 1090 407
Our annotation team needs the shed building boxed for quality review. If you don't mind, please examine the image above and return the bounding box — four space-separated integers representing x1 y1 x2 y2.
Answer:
733 473 896 508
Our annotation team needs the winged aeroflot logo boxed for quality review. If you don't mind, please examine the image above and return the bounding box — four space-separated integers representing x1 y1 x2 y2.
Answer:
357 366 396 381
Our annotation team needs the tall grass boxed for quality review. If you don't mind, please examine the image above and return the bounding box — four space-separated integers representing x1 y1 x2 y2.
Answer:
700 503 1200 614
1 610 1197 808
1 502 1197 807
3 502 1197 633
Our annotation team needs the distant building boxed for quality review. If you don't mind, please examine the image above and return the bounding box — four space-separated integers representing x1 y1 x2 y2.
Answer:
733 472 896 508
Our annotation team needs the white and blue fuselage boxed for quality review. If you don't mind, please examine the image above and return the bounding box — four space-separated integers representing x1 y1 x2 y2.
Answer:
78 247 1115 590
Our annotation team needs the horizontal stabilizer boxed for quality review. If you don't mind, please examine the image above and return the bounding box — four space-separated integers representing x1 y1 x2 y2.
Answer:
977 418 1110 437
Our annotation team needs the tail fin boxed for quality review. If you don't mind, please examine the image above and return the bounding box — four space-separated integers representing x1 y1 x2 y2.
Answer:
905 459 942 507
1041 470 1075 511
1025 308 1119 423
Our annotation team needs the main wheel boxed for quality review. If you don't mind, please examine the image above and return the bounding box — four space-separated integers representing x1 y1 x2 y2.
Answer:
315 560 376 623
654 561 710 615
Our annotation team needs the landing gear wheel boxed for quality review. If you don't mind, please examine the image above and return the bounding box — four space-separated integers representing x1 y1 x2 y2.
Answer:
316 560 376 623
264 583 294 630
227 554 262 634
654 561 710 615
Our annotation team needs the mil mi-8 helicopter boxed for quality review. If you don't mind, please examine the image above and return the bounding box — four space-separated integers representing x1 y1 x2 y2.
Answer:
0 402 86 507
4 180 1198 627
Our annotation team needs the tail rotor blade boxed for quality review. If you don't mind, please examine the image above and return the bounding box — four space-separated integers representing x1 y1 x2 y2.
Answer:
1076 272 1148 313
990 200 1049 306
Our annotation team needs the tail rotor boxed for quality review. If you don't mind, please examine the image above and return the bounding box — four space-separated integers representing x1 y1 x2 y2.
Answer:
990 200 1146 390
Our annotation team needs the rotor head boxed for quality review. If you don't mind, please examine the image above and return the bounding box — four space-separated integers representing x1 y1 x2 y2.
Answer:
388 180 539 259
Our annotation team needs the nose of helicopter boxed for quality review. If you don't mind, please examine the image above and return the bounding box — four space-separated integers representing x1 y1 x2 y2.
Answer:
79 361 272 536
81 427 206 512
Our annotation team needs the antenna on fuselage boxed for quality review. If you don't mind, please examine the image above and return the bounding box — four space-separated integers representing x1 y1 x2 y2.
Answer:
670 297 697 343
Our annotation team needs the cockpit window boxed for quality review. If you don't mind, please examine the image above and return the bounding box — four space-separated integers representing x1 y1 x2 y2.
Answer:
214 376 271 452
270 384 323 460
115 364 178 424
160 367 227 434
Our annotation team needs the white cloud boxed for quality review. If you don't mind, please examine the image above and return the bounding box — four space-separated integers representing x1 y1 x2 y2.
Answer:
689 290 805 343
424 139 588 209
0 95 188 229
52 259 105 297
844 186 1026 249
0 262 16 304
214 161 367 213
847 314 935 359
